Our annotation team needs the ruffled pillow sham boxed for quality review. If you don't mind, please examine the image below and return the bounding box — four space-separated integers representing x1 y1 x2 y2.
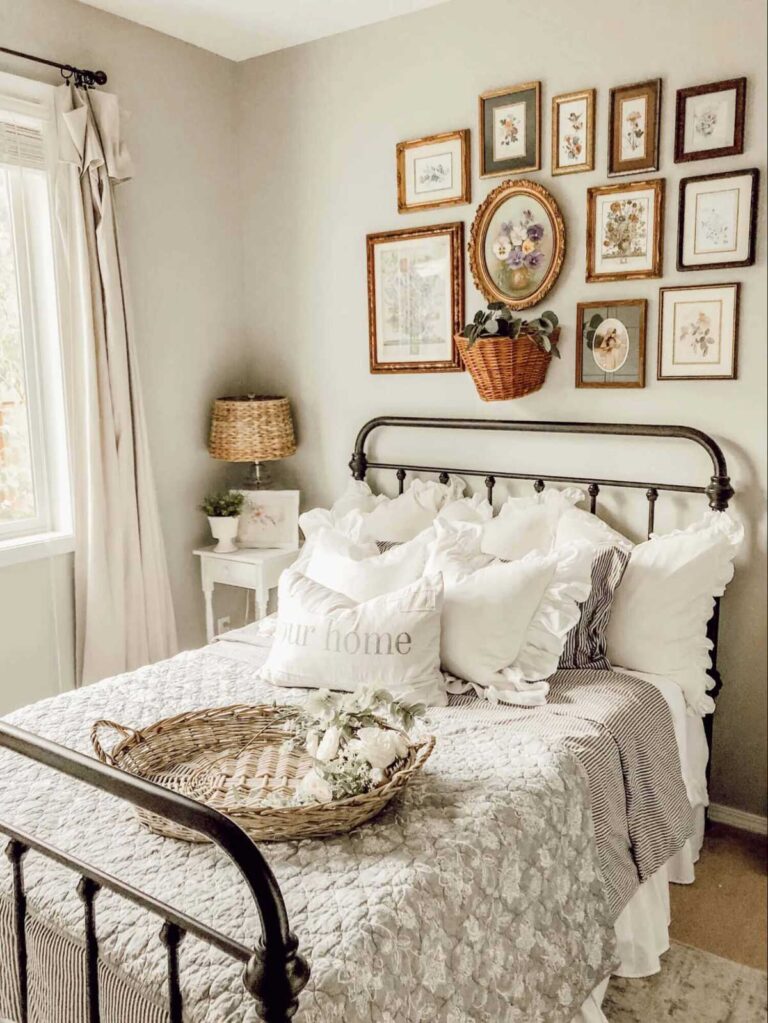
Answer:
480 487 584 562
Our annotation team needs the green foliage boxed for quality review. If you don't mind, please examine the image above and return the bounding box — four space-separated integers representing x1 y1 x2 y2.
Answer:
584 312 605 350
199 490 244 517
461 304 561 358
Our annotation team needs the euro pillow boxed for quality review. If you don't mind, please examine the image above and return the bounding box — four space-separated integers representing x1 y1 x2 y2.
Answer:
260 569 447 706
480 487 584 562
356 477 465 542
306 527 434 602
606 511 743 714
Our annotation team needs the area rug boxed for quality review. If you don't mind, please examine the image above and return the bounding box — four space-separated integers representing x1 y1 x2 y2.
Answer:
604 941 768 1022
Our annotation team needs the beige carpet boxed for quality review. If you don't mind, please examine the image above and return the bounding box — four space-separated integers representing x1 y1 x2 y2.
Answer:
604 941 768 1022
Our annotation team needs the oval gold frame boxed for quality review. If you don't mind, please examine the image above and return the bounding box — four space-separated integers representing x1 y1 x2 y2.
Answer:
468 178 566 310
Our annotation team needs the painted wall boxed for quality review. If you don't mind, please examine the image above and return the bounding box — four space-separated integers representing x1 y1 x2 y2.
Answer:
236 0 767 815
0 0 249 712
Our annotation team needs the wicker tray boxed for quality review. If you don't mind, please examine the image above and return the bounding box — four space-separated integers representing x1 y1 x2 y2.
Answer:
91 705 434 843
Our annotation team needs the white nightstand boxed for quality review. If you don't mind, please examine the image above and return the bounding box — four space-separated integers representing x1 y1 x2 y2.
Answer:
194 546 299 642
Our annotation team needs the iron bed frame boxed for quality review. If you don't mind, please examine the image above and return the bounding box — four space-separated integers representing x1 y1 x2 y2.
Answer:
0 416 734 1023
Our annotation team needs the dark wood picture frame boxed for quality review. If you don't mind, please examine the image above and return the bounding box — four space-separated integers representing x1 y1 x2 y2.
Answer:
396 129 471 213
657 283 740 381
674 78 747 162
576 299 647 389
479 81 541 177
586 178 665 283
677 168 759 271
366 222 464 374
608 78 661 176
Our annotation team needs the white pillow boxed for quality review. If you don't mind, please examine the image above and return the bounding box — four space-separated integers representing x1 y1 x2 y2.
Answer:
260 569 447 706
437 493 494 525
357 478 465 542
606 511 743 714
306 527 434 602
480 487 584 562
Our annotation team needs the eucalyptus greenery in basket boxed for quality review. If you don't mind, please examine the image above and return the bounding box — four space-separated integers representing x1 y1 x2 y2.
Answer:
460 302 561 358
271 688 426 807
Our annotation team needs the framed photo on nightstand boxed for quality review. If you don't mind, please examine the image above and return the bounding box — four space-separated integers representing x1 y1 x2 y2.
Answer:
235 490 300 549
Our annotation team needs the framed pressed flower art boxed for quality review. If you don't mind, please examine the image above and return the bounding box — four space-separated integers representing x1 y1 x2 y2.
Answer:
675 78 747 162
551 89 595 175
366 222 464 374
396 129 471 213
479 82 541 177
468 178 565 310
658 283 739 381
608 79 661 176
576 299 647 388
677 168 759 271
586 179 664 283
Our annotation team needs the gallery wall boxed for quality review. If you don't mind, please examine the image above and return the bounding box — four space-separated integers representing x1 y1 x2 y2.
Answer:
236 0 767 816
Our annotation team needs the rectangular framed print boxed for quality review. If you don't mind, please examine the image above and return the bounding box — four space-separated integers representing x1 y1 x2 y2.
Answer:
551 89 595 175
396 129 470 213
608 78 661 176
678 168 759 271
236 490 300 549
586 178 665 282
479 81 541 177
576 299 647 388
367 222 464 373
658 283 739 381
675 78 747 162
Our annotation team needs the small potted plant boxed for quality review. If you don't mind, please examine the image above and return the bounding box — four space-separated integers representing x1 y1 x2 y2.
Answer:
200 490 245 552
457 303 560 401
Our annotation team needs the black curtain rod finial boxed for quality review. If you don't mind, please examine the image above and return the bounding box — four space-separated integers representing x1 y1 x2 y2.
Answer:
0 45 108 89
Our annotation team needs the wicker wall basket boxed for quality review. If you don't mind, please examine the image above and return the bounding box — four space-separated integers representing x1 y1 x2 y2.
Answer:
456 329 559 401
91 705 434 843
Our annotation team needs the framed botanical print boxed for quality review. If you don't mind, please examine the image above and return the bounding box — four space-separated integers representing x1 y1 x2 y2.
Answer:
658 283 739 381
608 78 661 176
551 89 595 175
677 168 759 271
675 78 747 162
468 178 565 310
396 129 470 213
479 81 541 177
576 299 647 388
586 179 665 282
235 490 300 550
366 222 464 374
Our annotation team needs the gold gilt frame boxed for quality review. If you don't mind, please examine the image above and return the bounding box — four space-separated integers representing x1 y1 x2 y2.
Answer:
479 81 541 177
366 221 464 374
586 178 665 283
396 129 471 213
551 89 596 176
468 178 565 310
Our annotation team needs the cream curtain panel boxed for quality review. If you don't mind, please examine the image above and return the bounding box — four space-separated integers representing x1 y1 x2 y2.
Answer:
54 85 177 684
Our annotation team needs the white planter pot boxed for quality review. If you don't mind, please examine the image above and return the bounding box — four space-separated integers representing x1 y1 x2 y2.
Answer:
208 515 240 553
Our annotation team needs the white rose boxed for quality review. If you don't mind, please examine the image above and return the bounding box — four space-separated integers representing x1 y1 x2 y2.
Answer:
304 689 333 719
350 727 409 770
315 725 341 763
370 767 386 785
298 768 334 803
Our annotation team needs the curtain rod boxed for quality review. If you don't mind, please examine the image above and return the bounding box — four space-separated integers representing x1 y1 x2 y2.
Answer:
0 45 107 89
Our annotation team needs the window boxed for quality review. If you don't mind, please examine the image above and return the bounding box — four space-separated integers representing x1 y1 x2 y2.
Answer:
0 75 70 557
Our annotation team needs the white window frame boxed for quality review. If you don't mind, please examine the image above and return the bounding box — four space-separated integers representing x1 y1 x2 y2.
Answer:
0 72 72 566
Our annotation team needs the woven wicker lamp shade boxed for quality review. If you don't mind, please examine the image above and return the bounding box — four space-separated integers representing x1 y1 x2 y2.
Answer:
209 395 296 463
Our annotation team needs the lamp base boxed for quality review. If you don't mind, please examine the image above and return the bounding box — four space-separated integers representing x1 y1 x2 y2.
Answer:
242 461 273 490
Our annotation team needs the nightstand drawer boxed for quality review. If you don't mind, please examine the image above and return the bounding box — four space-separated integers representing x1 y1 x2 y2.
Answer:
207 557 261 589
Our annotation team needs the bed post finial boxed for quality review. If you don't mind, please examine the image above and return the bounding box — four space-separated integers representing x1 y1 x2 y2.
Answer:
244 934 310 1023
349 449 368 480
706 475 734 511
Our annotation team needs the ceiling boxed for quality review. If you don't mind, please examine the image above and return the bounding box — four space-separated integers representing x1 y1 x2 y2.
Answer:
77 0 451 62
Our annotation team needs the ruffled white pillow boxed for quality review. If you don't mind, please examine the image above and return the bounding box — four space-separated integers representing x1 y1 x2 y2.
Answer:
480 486 584 562
606 511 743 715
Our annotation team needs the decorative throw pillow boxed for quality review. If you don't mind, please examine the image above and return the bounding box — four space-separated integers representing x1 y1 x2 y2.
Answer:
605 511 743 714
480 487 584 562
260 569 447 706
357 478 465 542
306 527 434 602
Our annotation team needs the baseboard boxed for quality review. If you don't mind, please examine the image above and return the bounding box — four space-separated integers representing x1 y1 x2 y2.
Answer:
708 802 768 836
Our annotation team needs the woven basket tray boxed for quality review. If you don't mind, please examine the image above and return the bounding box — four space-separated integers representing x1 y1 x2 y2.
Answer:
91 705 434 843
456 330 557 401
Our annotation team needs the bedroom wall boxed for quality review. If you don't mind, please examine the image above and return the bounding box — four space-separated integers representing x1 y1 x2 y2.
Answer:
236 0 767 816
0 0 248 712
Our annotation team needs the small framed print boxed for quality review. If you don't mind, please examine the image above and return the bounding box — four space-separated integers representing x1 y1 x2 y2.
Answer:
236 490 300 550
608 78 661 176
675 78 747 162
479 81 541 177
678 168 759 271
367 222 464 374
576 299 647 388
658 283 739 381
396 130 470 213
551 89 595 175
586 178 664 283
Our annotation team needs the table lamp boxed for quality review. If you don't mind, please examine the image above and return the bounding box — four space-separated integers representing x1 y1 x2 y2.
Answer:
208 394 296 489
